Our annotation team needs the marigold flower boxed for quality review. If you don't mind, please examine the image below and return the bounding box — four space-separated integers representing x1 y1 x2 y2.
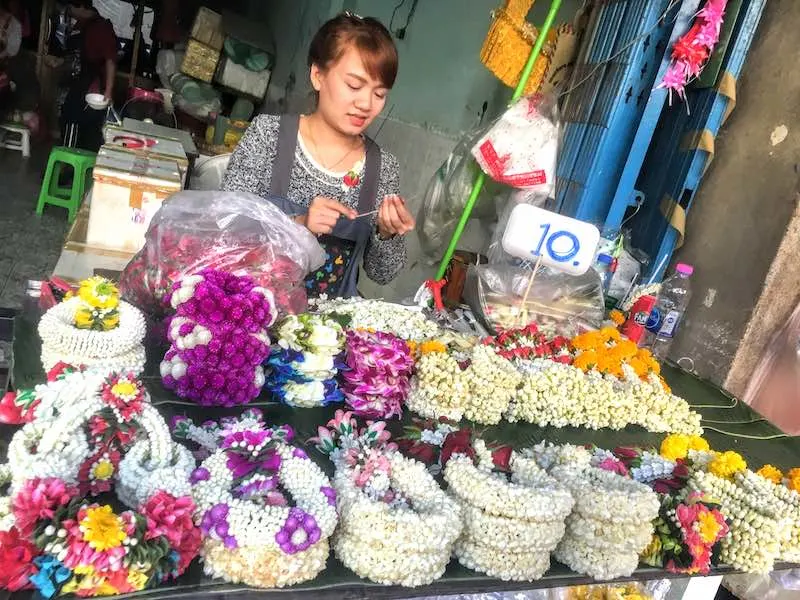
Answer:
756 464 783 485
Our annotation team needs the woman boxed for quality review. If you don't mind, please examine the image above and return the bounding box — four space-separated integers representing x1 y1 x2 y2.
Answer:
222 13 415 299
60 0 117 151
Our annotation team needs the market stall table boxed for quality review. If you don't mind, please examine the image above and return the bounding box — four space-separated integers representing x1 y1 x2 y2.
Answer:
6 309 800 599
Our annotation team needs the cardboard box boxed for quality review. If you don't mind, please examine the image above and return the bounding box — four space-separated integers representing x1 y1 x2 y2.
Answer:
191 7 225 51
86 147 181 254
182 38 221 83
54 201 137 281
103 124 189 186
215 57 271 100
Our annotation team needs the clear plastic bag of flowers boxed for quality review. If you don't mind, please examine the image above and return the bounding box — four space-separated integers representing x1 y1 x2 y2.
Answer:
463 262 605 336
120 190 326 318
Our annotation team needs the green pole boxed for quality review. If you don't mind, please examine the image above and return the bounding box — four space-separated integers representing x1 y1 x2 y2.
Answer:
434 0 563 281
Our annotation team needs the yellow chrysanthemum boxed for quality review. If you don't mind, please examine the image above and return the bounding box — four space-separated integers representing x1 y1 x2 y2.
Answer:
756 464 783 485
788 475 800 493
572 331 603 352
600 326 622 343
92 459 115 481
78 276 119 310
127 569 149 590
627 356 650 378
788 468 800 481
636 349 661 373
102 312 120 330
74 307 95 329
596 355 623 378
420 340 447 355
573 350 599 371
609 309 626 326
660 434 691 461
613 339 638 359
708 451 747 479
111 380 137 398
406 341 418 356
697 510 722 544
80 505 126 551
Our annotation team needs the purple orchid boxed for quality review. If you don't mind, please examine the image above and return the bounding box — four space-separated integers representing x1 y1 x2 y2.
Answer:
275 507 321 554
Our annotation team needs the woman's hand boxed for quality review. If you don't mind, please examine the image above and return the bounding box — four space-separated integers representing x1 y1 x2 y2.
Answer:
377 195 415 239
298 196 357 235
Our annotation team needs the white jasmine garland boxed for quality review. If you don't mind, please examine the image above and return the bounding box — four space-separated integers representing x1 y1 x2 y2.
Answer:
310 296 441 341
554 536 641 581
454 537 550 582
334 535 451 587
462 345 522 425
8 420 91 489
689 469 795 572
38 297 146 362
564 514 654 553
117 440 195 508
507 358 701 435
459 503 565 552
24 370 107 423
406 350 467 421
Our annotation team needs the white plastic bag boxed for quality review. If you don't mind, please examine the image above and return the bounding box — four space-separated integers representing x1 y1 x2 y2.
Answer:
472 93 559 197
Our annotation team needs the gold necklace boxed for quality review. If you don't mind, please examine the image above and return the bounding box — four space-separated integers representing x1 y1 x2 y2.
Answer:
304 118 362 172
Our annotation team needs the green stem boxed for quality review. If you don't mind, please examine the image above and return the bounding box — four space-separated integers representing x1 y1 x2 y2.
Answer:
434 0 563 281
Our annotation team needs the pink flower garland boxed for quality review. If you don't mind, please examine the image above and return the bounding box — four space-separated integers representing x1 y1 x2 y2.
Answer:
340 331 414 419
658 0 729 102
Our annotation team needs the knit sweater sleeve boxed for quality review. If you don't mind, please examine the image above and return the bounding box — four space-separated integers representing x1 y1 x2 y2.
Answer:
362 150 407 285
220 115 279 194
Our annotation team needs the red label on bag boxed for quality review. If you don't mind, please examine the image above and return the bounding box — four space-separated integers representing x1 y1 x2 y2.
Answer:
478 140 547 187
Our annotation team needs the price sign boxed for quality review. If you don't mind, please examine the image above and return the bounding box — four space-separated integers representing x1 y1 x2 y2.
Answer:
501 204 600 276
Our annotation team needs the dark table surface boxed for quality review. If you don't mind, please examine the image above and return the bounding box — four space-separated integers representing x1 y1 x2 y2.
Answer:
5 310 799 599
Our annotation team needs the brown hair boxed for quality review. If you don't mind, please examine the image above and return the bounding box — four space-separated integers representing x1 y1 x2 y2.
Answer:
308 13 398 89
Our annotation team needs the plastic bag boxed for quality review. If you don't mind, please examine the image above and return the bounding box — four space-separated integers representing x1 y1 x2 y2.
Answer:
550 580 671 600
119 191 326 317
464 263 605 337
472 93 559 197
417 135 498 259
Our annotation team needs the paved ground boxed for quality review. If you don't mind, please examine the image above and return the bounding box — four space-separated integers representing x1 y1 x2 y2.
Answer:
0 143 69 309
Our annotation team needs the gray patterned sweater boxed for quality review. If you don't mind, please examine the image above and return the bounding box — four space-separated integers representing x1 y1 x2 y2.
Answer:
221 114 406 286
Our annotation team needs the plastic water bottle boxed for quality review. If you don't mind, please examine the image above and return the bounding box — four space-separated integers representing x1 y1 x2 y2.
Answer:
647 263 694 360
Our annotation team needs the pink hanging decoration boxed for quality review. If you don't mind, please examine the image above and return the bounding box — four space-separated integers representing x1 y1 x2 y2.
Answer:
657 0 730 103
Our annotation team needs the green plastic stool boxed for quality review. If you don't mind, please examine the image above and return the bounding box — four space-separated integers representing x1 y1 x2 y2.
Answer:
36 146 97 222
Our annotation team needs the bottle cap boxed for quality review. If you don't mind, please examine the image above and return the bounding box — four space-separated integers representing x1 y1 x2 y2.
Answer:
676 263 694 276
597 254 613 265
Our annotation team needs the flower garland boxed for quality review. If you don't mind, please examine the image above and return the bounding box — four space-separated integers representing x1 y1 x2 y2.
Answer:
340 330 414 418
406 346 468 421
312 411 462 587
309 296 442 341
481 323 572 363
265 314 345 408
526 444 660 581
189 415 337 588
161 269 276 406
0 371 199 597
71 277 121 331
658 0 729 102
38 296 146 375
508 358 702 434
444 440 574 581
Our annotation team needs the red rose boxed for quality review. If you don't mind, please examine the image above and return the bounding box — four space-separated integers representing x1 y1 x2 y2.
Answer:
613 447 640 459
491 445 513 471
440 429 474 466
46 362 76 382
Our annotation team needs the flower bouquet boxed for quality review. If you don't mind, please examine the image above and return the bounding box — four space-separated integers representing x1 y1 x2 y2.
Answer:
341 330 414 419
442 438 574 581
529 444 660 580
265 314 346 407
160 269 277 406
0 370 199 597
312 411 462 587
189 415 337 588
38 277 146 375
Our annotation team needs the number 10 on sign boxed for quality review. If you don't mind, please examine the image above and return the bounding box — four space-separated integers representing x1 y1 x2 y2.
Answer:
501 204 601 276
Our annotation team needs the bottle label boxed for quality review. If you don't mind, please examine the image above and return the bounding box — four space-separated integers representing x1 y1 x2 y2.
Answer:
658 310 682 338
646 308 662 333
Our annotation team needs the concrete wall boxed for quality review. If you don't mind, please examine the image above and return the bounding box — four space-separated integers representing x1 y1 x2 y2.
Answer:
668 0 800 386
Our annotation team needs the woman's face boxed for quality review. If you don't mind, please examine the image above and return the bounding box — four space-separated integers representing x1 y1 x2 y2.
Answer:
311 46 389 136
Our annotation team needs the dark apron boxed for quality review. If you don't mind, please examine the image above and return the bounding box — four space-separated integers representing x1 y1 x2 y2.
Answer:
60 19 106 151
267 114 381 299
